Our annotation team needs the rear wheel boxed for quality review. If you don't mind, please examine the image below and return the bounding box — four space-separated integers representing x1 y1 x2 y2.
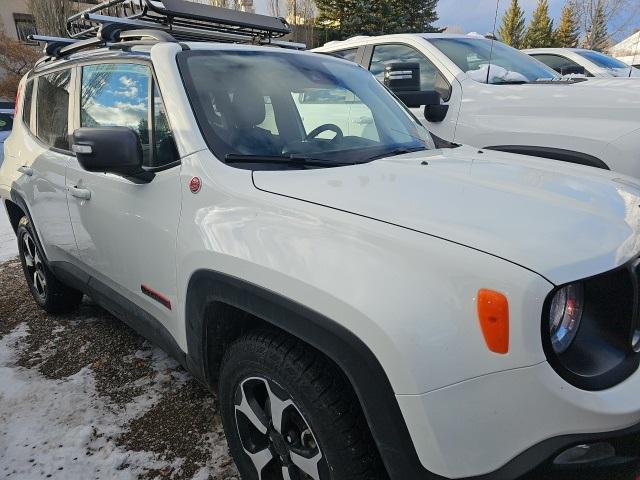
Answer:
17 216 83 313
219 329 387 480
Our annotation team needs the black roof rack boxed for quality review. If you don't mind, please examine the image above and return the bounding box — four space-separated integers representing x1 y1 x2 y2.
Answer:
29 0 304 67
67 0 292 43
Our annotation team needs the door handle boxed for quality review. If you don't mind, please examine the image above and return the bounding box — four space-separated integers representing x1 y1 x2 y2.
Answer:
69 186 91 201
18 166 34 176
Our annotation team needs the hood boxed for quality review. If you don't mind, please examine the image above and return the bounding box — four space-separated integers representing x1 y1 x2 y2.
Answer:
253 146 640 285
605 67 640 78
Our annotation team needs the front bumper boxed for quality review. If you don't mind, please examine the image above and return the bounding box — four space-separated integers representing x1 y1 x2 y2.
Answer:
502 421 640 480
396 361 640 479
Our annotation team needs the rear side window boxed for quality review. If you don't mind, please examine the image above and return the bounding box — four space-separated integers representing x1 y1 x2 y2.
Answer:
36 70 71 150
22 80 33 129
331 48 358 62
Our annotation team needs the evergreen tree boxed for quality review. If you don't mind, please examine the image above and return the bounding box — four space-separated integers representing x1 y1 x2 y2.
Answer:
316 0 356 37
554 1 580 47
497 0 526 48
400 0 441 33
317 0 441 38
524 0 555 48
583 0 609 51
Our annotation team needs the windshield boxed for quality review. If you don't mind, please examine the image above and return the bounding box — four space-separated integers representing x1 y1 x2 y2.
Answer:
178 50 433 168
428 37 559 84
576 50 639 77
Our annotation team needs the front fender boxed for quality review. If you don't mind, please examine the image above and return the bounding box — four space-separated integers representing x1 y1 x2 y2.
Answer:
177 152 554 396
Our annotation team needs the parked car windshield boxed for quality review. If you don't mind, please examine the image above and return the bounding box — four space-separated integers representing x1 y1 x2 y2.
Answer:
428 37 560 84
576 50 639 77
178 50 433 167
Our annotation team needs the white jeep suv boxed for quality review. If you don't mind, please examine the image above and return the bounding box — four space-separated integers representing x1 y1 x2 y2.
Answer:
2 2 640 479
314 34 640 178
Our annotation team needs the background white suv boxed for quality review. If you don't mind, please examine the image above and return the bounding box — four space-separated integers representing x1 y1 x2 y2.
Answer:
315 34 640 178
3 3 640 479
525 47 640 78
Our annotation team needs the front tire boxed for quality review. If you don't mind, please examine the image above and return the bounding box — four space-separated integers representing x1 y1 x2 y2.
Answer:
17 216 83 313
219 329 387 480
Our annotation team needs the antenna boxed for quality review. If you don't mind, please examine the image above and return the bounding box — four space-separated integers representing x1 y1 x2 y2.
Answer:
486 0 501 84
630 30 640 78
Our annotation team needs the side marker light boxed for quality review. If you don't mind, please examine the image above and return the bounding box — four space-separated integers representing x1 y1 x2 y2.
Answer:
477 289 509 354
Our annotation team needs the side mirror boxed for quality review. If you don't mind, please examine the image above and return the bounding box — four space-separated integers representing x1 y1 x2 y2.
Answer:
384 62 449 115
424 104 449 123
72 127 152 182
560 65 585 76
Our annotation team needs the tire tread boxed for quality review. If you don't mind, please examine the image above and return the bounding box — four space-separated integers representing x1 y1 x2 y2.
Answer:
220 328 388 480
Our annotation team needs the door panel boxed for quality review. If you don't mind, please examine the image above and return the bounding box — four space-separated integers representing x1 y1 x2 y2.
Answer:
65 168 182 321
66 61 182 336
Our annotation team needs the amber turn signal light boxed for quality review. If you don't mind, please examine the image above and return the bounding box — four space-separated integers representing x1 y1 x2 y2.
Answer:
477 289 509 354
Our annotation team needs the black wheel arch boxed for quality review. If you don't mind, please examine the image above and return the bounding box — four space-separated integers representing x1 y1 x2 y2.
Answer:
3 197 26 233
6 189 50 264
184 268 443 480
484 145 609 170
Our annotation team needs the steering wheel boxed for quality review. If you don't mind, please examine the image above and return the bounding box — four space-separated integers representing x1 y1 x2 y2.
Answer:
305 124 344 143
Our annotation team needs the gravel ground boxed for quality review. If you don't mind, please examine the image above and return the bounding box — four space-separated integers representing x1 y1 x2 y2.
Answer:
0 256 638 480
0 258 239 480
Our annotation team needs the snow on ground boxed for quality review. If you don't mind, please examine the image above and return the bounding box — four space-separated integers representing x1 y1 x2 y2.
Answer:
0 207 17 262
0 325 176 479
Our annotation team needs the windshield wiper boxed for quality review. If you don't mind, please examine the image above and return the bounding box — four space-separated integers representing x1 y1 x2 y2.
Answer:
224 154 354 168
366 146 430 161
491 80 529 85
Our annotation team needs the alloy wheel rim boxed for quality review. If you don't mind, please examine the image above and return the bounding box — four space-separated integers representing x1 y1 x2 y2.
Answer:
234 376 325 480
22 232 46 299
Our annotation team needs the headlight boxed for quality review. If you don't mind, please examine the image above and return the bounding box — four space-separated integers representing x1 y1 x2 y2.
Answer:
542 263 639 391
549 282 584 354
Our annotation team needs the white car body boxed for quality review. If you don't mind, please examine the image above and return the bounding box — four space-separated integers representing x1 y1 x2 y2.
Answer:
314 34 640 179
525 47 640 78
3 40 640 480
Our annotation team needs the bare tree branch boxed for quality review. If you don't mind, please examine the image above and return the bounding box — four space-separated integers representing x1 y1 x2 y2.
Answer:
27 0 79 37
574 0 640 47
267 0 282 17
0 30 40 99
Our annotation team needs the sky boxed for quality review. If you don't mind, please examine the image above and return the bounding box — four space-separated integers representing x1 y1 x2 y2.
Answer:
437 0 563 35
252 0 639 43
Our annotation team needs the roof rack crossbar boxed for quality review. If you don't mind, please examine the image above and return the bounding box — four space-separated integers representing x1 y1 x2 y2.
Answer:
28 34 80 57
